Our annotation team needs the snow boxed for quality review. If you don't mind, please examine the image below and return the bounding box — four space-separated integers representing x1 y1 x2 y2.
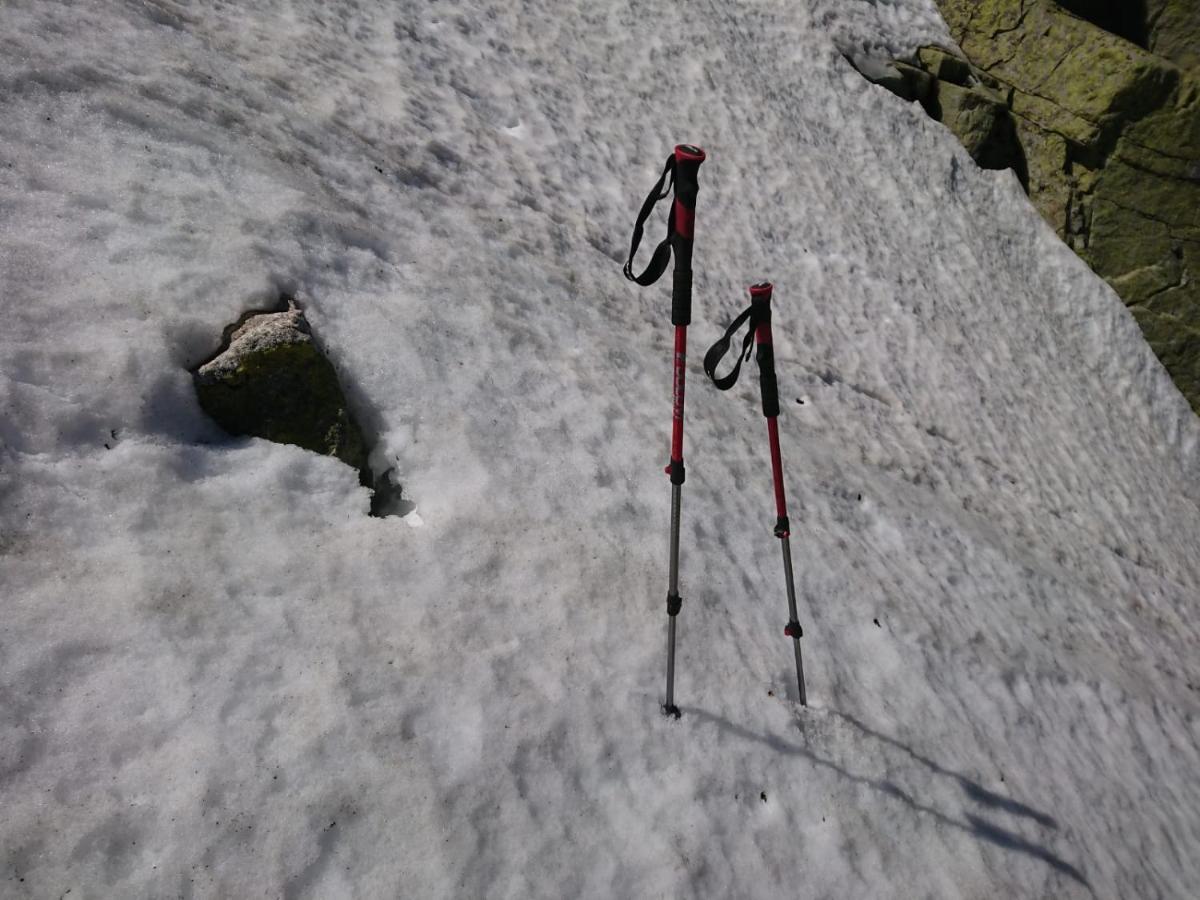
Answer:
2 0 1199 896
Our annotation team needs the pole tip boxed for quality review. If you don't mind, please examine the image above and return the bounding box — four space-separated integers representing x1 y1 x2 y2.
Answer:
662 704 682 719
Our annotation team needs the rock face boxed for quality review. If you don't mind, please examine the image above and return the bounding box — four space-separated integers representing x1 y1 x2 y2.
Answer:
194 304 368 475
1144 0 1200 75
855 0 1200 413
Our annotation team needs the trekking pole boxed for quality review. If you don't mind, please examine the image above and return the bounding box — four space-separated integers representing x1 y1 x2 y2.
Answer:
623 143 707 718
703 282 807 706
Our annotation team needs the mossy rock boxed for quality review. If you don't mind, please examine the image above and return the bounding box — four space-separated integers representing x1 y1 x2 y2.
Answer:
931 81 1026 179
1109 260 1183 308
916 46 973 86
1091 157 1200 228
194 308 368 474
931 0 1200 414
1130 307 1200 412
849 56 933 104
1086 196 1176 284
1013 116 1070 231
1138 241 1200 328
1117 75 1200 176
1146 0 1200 75
893 62 935 103
937 1 1178 151
935 0 1024 52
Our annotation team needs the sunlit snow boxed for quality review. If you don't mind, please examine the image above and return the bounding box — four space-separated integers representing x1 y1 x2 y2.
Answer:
2 0 1198 896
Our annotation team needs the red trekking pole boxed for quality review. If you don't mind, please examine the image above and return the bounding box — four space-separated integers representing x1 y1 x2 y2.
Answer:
623 144 706 718
703 282 807 705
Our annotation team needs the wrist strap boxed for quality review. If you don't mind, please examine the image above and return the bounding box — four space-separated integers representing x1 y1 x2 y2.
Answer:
702 304 757 390
622 155 676 286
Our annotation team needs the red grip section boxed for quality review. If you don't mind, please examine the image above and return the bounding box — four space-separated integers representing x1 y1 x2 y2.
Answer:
674 200 694 240
767 417 788 520
755 320 773 347
670 326 687 462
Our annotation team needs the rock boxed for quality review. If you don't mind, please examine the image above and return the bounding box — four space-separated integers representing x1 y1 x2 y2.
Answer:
849 55 932 103
853 45 1027 184
848 2 1200 410
194 303 368 475
1117 77 1200 176
1146 0 1200 75
916 46 972 86
938 1 1178 152
893 61 935 103
932 80 1026 179
1013 117 1070 227
1056 1 1151 49
928 0 1200 412
1131 307 1200 404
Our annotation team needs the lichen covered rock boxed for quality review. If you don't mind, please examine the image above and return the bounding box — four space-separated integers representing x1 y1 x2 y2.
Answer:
933 80 1026 178
851 1 1200 412
1146 0 1200 75
938 0 1178 152
194 305 368 474
1131 306 1200 406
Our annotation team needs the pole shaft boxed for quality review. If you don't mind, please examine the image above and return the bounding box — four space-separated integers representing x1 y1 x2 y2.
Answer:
668 482 682 595
670 327 687 463
752 283 806 707
664 329 686 717
666 616 677 708
661 144 702 719
780 535 806 706
665 481 682 713
766 418 787 521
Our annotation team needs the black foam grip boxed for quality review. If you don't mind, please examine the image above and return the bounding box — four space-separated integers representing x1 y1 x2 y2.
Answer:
751 293 778 417
671 249 692 326
757 343 780 418
670 155 701 325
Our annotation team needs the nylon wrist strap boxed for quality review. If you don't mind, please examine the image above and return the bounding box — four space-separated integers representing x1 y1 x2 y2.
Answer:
623 155 676 286
703 304 758 390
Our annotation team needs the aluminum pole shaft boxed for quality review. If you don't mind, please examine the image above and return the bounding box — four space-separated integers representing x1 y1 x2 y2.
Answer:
780 534 806 706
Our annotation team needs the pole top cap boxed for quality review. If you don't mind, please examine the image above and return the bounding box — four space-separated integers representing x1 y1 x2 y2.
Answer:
749 282 773 298
674 144 706 163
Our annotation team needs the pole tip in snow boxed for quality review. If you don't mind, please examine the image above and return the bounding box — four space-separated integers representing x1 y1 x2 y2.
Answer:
662 704 681 719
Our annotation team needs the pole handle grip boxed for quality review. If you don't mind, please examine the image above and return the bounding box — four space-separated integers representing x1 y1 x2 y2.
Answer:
670 145 705 326
750 283 780 418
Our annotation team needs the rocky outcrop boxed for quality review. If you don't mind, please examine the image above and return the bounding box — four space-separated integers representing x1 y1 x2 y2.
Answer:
1054 1 1200 73
194 301 368 475
854 0 1200 413
1145 1 1200 75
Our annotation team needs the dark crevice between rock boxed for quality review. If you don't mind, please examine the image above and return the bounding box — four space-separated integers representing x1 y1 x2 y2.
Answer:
190 292 412 518
989 0 1034 41
1054 0 1149 49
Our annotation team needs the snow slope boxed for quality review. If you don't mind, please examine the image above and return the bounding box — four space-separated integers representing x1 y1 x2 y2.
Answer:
2 0 1199 896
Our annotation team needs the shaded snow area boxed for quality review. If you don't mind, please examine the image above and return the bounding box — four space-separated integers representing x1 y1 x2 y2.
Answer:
3 0 1200 896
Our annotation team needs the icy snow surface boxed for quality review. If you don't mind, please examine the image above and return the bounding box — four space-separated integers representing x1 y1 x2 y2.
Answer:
2 0 1199 896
